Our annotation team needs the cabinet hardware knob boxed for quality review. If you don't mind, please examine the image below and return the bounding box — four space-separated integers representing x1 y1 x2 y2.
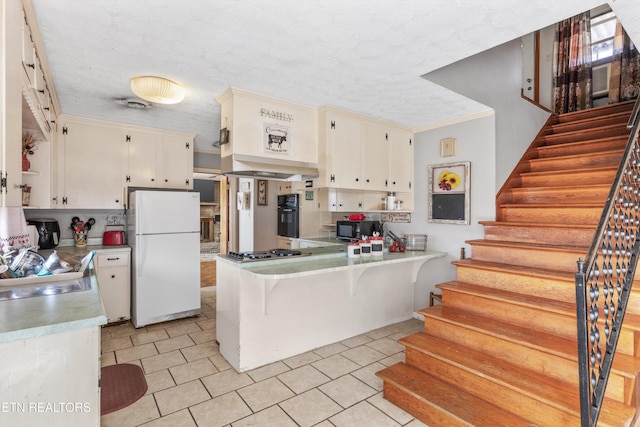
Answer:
151 178 155 182
111 275 115 279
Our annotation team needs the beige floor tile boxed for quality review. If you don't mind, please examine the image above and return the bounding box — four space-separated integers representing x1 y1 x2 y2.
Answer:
102 335 133 353
115 342 158 364
154 379 210 416
405 418 430 426
318 374 377 408
365 326 396 340
379 352 405 367
231 405 297 427
180 341 219 362
279 388 342 427
282 351 322 369
139 408 197 427
164 322 203 338
340 333 374 348
100 394 159 427
189 328 215 344
101 351 116 367
170 357 218 384
367 392 415 425
351 361 386 391
311 353 361 379
314 422 335 427
190 392 252 427
155 335 195 353
236 377 295 412
105 322 138 339
366 337 405 356
277 364 331 394
341 345 387 366
201 369 254 397
141 349 187 374
144 370 176 394
329 401 400 427
209 353 233 371
196 318 216 330
313 342 350 358
131 329 170 346
246 361 290 382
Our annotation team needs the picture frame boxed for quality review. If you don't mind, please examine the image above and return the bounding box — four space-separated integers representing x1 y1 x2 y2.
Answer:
257 179 268 206
305 190 314 201
219 128 229 145
428 161 470 225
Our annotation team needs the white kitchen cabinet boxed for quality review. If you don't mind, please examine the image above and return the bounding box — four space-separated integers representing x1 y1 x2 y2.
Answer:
95 249 131 323
56 116 124 209
125 129 194 190
318 188 362 212
318 108 362 188
278 182 293 195
388 129 414 193
360 123 389 191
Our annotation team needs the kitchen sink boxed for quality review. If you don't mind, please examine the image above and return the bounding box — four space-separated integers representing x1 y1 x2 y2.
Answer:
0 273 91 301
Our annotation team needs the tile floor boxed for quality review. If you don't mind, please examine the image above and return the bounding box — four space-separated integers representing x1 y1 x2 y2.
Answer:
100 287 429 427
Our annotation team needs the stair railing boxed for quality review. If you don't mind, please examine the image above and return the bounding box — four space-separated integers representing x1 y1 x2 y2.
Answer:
576 96 640 427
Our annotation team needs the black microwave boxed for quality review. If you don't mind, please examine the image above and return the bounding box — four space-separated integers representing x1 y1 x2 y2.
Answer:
336 220 382 241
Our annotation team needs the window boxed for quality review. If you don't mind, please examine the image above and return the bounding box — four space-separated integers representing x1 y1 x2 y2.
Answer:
591 11 617 62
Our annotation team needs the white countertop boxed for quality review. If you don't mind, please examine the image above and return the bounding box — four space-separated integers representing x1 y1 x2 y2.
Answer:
218 249 446 278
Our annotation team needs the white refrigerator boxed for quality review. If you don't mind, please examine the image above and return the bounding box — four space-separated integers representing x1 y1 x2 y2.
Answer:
128 190 201 328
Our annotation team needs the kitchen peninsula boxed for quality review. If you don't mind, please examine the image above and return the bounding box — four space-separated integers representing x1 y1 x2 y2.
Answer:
216 248 445 372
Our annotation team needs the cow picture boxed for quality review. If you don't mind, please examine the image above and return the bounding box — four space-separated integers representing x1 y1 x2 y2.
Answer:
264 124 289 154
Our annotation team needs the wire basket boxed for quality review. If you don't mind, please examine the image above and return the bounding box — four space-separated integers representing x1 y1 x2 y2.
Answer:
404 234 427 251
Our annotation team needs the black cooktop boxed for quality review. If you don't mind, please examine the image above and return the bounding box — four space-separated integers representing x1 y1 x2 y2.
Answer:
225 248 303 262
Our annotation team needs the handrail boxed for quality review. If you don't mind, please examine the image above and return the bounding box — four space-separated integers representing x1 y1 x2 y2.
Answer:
576 94 640 427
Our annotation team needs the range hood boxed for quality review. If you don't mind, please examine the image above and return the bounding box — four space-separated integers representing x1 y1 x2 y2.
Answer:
221 154 319 181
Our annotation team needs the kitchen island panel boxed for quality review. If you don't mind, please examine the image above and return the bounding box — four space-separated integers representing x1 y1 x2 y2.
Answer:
217 251 444 372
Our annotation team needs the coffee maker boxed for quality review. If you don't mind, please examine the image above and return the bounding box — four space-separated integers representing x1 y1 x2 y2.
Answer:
27 218 60 249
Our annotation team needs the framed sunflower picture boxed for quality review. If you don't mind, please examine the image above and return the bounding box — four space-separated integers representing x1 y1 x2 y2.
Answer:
428 161 470 224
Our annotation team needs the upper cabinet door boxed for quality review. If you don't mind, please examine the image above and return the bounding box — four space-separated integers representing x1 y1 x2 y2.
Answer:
159 134 193 189
360 123 389 191
325 112 362 188
59 119 124 209
388 129 413 193
124 130 158 188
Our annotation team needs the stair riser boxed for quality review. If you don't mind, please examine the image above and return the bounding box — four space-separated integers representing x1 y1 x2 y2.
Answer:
455 264 640 318
422 314 628 403
441 289 575 338
455 264 575 301
556 102 635 123
541 126 630 145
440 288 638 356
509 188 609 204
499 206 601 225
383 383 471 427
520 170 617 187
550 115 630 134
537 138 627 158
470 244 584 273
482 224 595 246
528 151 623 173
403 347 579 426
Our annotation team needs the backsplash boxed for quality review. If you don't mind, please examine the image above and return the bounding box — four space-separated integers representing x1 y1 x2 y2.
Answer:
24 209 126 243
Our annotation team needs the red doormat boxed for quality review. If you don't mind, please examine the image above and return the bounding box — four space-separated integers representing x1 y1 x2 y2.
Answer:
101 363 148 415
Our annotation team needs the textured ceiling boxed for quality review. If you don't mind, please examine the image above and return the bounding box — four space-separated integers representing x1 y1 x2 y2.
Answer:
30 0 640 154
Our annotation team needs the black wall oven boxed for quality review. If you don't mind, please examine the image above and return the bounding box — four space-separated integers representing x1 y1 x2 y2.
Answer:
277 194 299 238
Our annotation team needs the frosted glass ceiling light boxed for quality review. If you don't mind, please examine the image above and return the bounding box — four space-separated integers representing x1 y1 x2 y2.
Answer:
130 76 185 104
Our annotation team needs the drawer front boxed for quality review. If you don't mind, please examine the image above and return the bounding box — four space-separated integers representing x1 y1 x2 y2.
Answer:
95 251 130 268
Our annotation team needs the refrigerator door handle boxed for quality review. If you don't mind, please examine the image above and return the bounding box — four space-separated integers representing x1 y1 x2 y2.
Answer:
137 236 145 277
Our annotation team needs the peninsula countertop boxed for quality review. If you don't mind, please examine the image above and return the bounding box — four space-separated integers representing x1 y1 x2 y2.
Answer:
217 248 446 278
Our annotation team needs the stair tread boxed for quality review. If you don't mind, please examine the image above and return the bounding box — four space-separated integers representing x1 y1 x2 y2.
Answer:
520 165 617 177
466 238 586 253
499 202 604 208
376 362 533 426
453 258 575 280
419 305 640 378
529 148 624 163
398 332 635 424
478 220 596 230
510 183 611 192
437 280 575 313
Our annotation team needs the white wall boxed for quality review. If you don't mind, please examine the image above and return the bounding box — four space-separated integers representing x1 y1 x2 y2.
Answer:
253 180 278 251
387 113 496 311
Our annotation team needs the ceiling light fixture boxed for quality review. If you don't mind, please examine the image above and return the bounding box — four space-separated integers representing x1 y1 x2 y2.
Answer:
130 76 186 104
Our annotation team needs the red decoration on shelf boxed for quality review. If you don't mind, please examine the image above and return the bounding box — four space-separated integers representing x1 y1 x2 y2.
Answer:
21 153 30 172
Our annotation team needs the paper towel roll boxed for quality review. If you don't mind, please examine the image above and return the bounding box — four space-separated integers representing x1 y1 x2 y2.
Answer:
27 225 39 247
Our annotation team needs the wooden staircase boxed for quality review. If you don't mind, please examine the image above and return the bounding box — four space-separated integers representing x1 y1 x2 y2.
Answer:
376 101 640 426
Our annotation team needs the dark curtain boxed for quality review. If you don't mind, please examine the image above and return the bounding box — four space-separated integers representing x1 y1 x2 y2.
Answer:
553 12 593 113
609 21 640 102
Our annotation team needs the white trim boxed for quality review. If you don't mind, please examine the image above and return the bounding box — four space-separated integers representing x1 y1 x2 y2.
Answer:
413 109 494 133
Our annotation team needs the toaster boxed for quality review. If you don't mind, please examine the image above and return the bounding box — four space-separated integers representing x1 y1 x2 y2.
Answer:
103 230 125 246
